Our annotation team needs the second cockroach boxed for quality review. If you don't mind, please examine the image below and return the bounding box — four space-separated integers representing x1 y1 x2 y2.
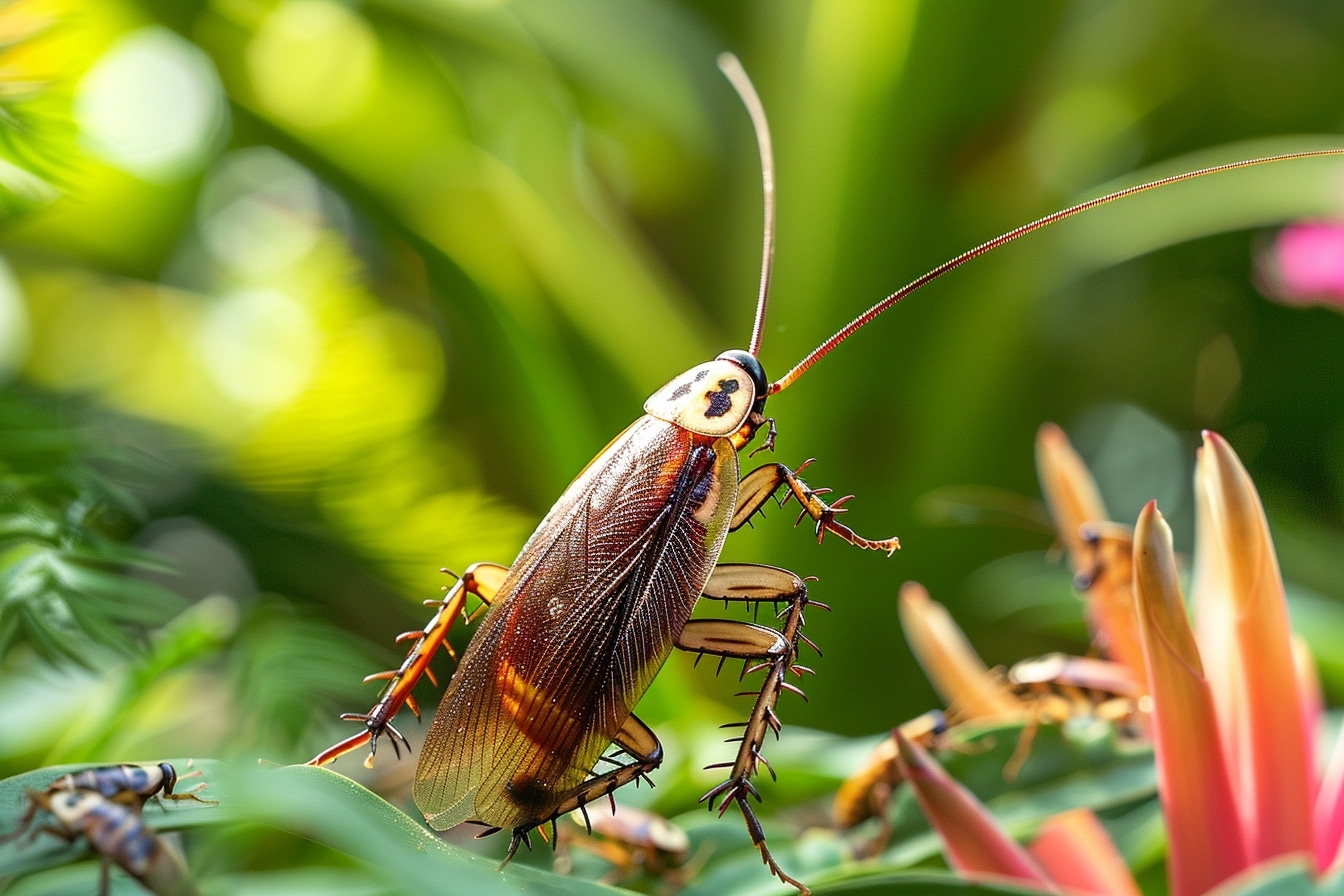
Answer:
2 789 200 896
554 802 695 888
833 709 948 834
309 53 1344 894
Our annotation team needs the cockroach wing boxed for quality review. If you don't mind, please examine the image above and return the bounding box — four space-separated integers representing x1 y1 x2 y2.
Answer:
414 416 739 832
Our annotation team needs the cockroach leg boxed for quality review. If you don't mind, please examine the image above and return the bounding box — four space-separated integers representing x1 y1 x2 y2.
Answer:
748 416 777 457
677 563 812 894
730 463 899 554
308 562 509 768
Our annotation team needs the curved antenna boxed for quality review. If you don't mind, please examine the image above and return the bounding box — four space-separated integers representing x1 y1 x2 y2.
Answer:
718 52 776 358
770 148 1344 394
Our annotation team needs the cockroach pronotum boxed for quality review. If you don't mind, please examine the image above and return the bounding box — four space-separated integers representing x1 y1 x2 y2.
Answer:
1 789 200 896
309 53 1344 893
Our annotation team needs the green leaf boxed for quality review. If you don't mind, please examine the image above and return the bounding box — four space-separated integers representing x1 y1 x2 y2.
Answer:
811 872 1051 895
213 764 625 896
1218 858 1335 895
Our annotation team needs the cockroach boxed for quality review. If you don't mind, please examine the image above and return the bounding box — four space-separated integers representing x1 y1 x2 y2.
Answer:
40 762 215 811
2 789 200 896
1001 652 1144 780
833 709 948 845
308 53 1344 894
1006 652 1141 702
554 802 694 887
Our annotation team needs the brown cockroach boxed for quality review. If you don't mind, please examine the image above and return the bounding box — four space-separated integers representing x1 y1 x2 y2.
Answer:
833 710 948 836
308 53 1344 894
1001 652 1145 780
554 801 696 888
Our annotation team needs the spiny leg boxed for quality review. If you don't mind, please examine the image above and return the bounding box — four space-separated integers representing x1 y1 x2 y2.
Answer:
678 563 816 895
732 461 899 554
496 714 664 869
308 562 509 768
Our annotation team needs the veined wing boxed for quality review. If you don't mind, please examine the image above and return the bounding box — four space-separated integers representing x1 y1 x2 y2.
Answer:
414 416 738 831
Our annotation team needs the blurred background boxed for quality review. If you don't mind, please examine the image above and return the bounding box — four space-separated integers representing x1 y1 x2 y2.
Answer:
4 0 1344 857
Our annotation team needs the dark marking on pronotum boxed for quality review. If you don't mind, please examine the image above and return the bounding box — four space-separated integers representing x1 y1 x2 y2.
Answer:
668 381 692 400
704 379 740 418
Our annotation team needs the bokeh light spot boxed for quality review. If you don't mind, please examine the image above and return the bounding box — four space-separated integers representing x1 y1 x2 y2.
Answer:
200 287 320 410
75 26 228 181
1266 221 1344 308
198 148 325 280
247 0 380 130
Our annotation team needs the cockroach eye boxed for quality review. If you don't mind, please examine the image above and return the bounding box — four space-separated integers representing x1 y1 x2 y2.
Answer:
716 349 768 407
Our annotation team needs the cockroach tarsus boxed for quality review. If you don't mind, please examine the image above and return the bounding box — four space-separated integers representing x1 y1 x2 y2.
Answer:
307 52 1344 895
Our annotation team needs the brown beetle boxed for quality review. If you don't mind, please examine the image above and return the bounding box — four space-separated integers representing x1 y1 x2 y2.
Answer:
309 54 1344 895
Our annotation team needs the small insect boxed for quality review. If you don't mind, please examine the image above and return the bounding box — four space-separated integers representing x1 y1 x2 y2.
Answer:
2 789 201 896
308 53 1344 895
1002 652 1144 779
554 802 695 888
1007 651 1141 704
832 709 948 842
41 762 215 811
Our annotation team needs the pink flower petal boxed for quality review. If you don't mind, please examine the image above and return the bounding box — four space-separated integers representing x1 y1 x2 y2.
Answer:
1269 221 1344 305
894 730 1058 891
1316 725 1344 871
1134 500 1251 896
1193 432 1314 866
898 582 1022 721
1029 808 1141 896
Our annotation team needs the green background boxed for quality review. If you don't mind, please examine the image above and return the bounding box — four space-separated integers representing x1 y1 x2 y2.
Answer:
3 0 1344 891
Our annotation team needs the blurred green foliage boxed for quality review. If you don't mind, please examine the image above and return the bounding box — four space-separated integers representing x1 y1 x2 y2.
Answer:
3 0 1344 893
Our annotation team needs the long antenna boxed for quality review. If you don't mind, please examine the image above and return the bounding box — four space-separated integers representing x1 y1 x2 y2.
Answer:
770 148 1344 395
718 53 776 359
